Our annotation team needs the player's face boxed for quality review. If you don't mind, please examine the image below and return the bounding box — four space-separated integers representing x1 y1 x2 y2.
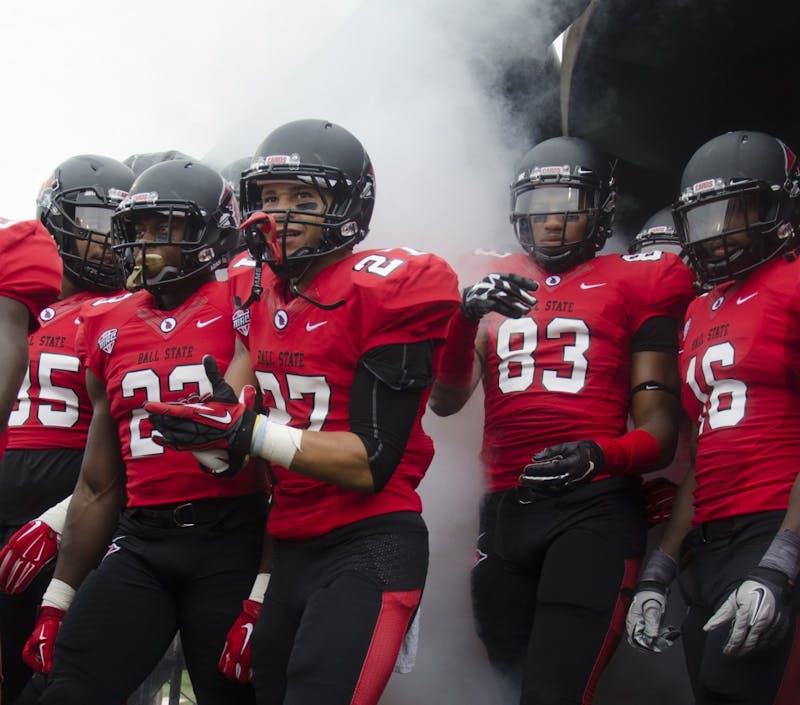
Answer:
525 187 589 248
685 194 758 258
131 213 187 270
73 206 114 262
257 180 329 256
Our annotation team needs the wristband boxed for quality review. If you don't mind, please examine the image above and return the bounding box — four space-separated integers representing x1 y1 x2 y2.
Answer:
436 310 479 388
41 578 76 612
640 548 678 585
597 429 661 475
38 495 72 534
250 415 302 469
758 529 800 582
248 573 270 603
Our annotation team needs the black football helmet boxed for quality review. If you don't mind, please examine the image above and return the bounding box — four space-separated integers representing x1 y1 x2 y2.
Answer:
123 150 196 177
220 157 251 200
629 207 683 256
111 160 240 293
674 130 800 286
36 155 135 292
510 136 615 272
240 119 375 280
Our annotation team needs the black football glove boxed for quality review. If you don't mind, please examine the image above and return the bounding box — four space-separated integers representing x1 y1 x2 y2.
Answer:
519 440 604 493
146 356 256 477
461 273 538 322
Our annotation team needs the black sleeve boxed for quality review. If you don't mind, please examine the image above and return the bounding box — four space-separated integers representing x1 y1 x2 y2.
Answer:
349 341 435 492
631 315 679 354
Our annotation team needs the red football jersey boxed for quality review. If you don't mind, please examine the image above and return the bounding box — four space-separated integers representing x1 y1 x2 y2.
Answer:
680 255 800 524
0 219 62 328
7 291 98 449
231 247 460 540
75 280 266 506
467 249 695 492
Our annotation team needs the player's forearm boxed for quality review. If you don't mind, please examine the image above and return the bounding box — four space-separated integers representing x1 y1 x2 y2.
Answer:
278 430 374 493
779 472 800 533
53 476 124 589
658 465 696 560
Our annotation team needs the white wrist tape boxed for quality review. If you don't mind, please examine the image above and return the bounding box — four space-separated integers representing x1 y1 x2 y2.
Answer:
248 572 270 603
41 578 76 612
38 495 72 534
250 415 302 469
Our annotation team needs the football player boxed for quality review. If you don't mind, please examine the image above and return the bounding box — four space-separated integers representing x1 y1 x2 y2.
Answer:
626 130 800 705
428 136 695 704
0 155 135 703
144 118 461 705
26 159 267 705
629 206 684 256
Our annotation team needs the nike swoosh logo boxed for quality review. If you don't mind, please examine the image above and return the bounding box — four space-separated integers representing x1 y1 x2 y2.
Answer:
240 623 254 655
749 586 766 626
197 410 232 424
580 282 607 290
306 321 328 331
736 293 758 305
197 315 223 328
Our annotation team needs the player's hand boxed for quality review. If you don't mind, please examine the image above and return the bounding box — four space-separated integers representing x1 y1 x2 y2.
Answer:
219 599 262 683
519 441 603 493
0 520 60 594
703 567 791 656
146 356 256 477
22 606 65 674
461 273 538 322
626 582 680 653
642 477 678 528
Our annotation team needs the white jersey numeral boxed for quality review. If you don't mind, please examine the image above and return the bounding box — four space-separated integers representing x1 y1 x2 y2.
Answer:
496 317 589 394
685 341 747 433
9 353 82 428
255 372 331 431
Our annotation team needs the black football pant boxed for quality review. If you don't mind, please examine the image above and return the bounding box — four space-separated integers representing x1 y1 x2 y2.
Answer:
471 477 646 705
252 512 427 705
38 494 266 705
678 510 800 705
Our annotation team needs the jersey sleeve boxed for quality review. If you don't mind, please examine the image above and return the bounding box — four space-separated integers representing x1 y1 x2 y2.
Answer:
620 251 696 331
356 249 461 350
0 220 62 328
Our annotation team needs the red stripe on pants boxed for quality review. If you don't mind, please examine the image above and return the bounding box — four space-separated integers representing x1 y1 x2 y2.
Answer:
774 614 800 705
581 557 641 705
350 588 422 705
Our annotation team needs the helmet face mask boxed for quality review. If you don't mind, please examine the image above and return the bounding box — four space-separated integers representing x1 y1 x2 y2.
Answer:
674 131 800 286
240 120 375 280
629 206 684 256
36 155 135 292
111 160 239 294
510 137 615 273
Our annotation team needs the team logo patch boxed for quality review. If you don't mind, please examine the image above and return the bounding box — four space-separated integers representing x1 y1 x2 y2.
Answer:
103 536 125 560
545 275 561 287
711 296 724 311
98 328 118 354
160 317 177 333
39 307 55 322
233 307 250 336
274 309 289 330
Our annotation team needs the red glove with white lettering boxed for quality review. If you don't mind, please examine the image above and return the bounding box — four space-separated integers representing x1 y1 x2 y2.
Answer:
146 356 257 477
643 477 678 528
219 599 262 683
0 520 59 594
22 606 65 673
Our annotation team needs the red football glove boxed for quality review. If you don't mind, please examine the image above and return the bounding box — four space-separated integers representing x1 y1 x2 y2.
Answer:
145 356 257 477
22 606 65 674
0 520 60 594
643 477 679 528
219 599 262 683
